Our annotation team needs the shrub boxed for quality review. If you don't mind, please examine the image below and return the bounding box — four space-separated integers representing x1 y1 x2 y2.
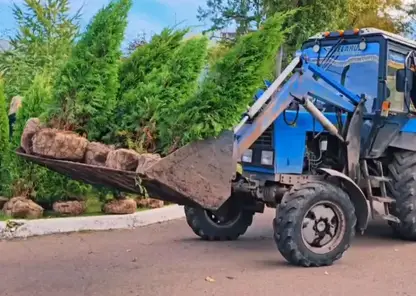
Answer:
166 13 291 147
118 28 189 95
6 73 91 208
0 79 10 195
0 0 80 100
117 36 210 152
46 0 133 141
108 28 190 145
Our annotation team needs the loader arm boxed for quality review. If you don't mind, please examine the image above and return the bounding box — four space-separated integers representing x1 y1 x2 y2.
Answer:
234 56 362 158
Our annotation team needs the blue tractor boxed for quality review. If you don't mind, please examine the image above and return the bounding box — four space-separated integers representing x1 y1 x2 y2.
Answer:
18 28 416 267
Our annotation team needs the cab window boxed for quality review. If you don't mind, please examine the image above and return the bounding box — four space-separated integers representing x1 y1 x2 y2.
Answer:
386 50 415 112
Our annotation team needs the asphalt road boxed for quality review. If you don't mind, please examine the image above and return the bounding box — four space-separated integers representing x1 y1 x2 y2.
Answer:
1 209 415 296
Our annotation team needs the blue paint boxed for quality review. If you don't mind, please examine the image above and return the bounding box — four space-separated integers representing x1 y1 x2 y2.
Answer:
253 80 274 101
243 165 275 175
273 111 347 174
303 42 380 113
400 118 416 132
307 63 361 104
237 73 301 151
293 68 356 111
254 89 264 100
241 110 348 175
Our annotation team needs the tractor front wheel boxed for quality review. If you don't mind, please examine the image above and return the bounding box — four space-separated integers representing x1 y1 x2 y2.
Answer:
184 197 255 241
273 181 356 267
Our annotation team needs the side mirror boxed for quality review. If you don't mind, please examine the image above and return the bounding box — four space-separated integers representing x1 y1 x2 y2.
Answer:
396 68 413 92
396 69 406 92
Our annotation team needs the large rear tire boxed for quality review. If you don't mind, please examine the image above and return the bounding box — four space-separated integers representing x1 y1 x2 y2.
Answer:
273 181 356 267
387 150 416 241
184 197 255 241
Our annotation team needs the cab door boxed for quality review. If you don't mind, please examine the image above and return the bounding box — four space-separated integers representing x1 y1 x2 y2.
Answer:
363 42 413 158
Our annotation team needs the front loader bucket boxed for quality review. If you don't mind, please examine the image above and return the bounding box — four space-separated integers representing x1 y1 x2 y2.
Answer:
16 130 237 211
143 130 237 210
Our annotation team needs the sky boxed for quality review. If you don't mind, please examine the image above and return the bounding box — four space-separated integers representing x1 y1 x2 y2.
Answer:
0 0 210 43
0 0 414 44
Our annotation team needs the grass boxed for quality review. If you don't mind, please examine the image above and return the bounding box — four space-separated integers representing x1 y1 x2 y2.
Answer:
0 196 155 221
0 212 9 221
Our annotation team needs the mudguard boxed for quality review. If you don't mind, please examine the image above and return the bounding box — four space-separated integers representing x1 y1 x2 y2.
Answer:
317 168 370 232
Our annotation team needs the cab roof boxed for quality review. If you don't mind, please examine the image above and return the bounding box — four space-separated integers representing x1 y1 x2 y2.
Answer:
309 28 416 49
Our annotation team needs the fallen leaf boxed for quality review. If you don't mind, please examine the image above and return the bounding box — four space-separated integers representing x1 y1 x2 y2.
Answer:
324 271 329 275
205 276 215 283
226 276 235 280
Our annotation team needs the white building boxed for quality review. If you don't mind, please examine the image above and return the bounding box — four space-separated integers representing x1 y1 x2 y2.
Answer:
0 39 11 52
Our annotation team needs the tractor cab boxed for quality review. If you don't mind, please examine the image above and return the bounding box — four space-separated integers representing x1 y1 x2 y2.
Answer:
302 28 416 116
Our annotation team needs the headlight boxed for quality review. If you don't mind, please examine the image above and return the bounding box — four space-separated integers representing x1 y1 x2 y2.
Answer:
261 151 273 165
242 149 253 163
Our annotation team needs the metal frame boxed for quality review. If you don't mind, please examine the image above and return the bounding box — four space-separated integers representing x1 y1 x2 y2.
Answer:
309 28 416 49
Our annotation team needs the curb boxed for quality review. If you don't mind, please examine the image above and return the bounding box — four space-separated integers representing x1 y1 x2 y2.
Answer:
0 205 185 240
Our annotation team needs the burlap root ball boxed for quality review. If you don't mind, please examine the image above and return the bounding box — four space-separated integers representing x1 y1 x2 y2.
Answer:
136 197 164 209
3 196 43 219
32 128 88 161
52 201 87 216
105 149 140 171
21 118 42 153
102 199 137 215
84 142 112 166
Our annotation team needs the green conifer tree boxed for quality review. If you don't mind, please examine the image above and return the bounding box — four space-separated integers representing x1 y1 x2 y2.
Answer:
5 73 90 207
0 0 80 99
118 28 189 95
116 36 209 152
167 13 291 148
108 28 190 144
0 79 10 195
48 0 133 141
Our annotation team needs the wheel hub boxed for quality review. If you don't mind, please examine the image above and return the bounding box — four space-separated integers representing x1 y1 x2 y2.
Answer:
301 201 346 254
316 221 326 232
205 205 242 227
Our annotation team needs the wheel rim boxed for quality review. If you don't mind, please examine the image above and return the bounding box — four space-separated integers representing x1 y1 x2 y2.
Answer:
301 200 346 254
204 206 242 228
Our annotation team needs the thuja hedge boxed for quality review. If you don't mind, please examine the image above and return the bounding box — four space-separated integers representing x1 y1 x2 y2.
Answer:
115 35 209 152
46 0 132 141
109 28 192 147
164 13 292 149
0 79 10 194
118 28 189 96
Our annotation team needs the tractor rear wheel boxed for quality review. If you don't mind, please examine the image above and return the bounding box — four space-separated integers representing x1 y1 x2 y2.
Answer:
387 150 416 241
184 197 255 241
273 181 356 267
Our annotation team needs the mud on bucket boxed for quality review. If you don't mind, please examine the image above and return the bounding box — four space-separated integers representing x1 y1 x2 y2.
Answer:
143 131 237 210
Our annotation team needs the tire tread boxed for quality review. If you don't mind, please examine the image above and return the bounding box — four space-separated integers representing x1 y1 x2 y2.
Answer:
387 150 416 240
273 181 356 267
